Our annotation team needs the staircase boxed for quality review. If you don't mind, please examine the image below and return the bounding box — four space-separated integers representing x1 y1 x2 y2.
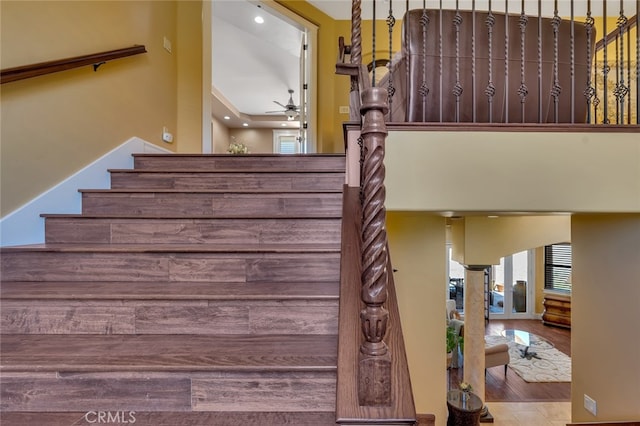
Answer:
1 154 346 426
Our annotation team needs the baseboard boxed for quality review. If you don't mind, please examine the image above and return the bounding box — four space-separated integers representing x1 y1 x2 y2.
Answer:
0 137 170 247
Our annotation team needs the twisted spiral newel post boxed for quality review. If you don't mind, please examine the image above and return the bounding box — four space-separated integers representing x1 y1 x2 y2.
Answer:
358 85 391 406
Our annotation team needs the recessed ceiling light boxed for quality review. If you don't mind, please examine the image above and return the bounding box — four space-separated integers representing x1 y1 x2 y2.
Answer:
223 116 230 120
254 16 264 24
242 123 248 127
281 123 287 126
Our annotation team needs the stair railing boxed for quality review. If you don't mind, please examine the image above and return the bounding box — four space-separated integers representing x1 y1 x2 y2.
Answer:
1 45 147 84
337 0 393 408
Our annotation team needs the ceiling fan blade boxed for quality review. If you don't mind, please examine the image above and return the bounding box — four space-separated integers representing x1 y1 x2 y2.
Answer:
265 110 286 114
273 101 288 109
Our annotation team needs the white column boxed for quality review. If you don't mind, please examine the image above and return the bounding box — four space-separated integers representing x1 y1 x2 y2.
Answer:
463 265 487 401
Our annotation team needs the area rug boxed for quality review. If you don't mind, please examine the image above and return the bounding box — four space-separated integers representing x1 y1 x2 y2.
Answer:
485 334 571 383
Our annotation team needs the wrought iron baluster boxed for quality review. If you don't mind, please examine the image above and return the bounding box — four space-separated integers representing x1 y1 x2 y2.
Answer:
614 1 629 124
637 0 639 124
537 0 542 123
454 0 463 122
372 0 377 87
420 0 430 122
504 0 509 123
551 0 562 123
584 0 596 123
570 0 575 123
472 0 477 122
519 0 529 123
603 0 609 124
439 0 443 122
485 0 496 123
387 0 396 118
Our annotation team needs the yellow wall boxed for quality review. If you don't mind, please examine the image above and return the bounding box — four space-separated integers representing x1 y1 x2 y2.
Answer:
387 212 447 425
0 0 202 216
571 214 640 422
177 0 203 153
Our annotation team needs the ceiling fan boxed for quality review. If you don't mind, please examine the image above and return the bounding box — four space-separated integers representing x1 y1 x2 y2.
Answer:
266 89 300 120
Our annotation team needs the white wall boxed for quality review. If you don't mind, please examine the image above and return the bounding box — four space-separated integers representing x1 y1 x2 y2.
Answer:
0 137 170 247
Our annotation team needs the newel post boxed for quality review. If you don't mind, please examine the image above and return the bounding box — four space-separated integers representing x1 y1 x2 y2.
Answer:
358 86 391 406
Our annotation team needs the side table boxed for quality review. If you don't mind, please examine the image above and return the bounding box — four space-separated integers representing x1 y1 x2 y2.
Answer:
447 390 483 426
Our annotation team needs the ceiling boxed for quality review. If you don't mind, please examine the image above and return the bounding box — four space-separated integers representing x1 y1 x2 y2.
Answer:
212 0 305 129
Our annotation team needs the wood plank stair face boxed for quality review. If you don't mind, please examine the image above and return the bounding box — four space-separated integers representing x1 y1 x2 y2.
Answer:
79 190 343 217
1 251 340 282
132 153 346 171
43 217 342 245
0 154 345 423
109 170 345 191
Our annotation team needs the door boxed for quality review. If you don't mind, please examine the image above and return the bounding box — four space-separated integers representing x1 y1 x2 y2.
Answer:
489 250 535 319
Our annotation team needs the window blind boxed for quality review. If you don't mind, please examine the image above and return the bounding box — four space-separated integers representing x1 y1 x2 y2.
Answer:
544 243 572 293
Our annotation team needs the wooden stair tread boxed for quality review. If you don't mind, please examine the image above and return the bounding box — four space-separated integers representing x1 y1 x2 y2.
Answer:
1 280 339 300
0 334 338 372
0 243 340 253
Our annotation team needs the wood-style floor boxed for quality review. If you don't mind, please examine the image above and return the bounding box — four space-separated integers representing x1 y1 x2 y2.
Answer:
447 319 571 402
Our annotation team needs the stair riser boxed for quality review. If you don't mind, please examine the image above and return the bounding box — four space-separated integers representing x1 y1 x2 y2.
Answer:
45 218 341 245
0 411 337 426
110 172 345 191
133 155 345 171
80 192 342 217
1 373 336 415
1 252 340 282
1 300 338 335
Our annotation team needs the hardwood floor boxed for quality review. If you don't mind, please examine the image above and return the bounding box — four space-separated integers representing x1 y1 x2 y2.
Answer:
447 319 571 402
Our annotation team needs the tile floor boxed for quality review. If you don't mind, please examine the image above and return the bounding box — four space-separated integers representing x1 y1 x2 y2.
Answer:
484 402 571 426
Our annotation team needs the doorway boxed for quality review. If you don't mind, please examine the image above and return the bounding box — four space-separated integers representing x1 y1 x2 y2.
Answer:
489 250 535 319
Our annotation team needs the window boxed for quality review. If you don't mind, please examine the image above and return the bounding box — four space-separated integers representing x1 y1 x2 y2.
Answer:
544 243 572 293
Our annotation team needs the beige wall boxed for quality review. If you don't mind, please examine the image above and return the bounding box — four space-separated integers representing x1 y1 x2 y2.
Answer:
571 214 640 422
387 212 448 425
211 116 230 154
450 216 571 266
0 1 202 216
385 130 640 213
227 128 275 154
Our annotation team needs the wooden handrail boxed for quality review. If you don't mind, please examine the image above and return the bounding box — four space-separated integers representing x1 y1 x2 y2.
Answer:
1 45 147 84
595 14 637 51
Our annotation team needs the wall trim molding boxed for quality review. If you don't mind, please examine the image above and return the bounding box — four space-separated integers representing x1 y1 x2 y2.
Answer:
0 137 170 247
